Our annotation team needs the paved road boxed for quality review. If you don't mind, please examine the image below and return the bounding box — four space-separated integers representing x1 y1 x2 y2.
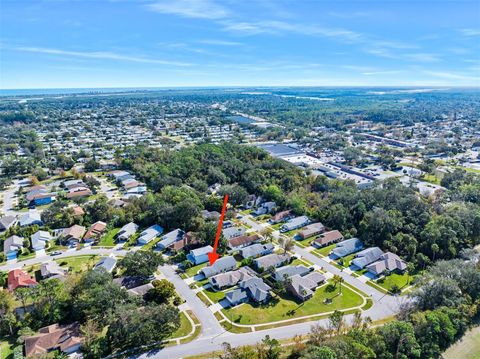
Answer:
0 215 408 359
2 179 20 216
158 265 224 338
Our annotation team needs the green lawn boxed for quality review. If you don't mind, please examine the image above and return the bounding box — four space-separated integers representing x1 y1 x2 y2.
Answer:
96 227 120 247
290 257 313 267
421 173 441 185
314 243 336 257
169 312 193 339
443 326 480 359
222 280 364 325
336 253 356 268
184 262 207 278
203 287 229 302
55 255 99 273
140 237 161 251
372 272 411 292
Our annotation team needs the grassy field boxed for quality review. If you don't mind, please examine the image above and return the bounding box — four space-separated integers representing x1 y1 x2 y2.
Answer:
373 272 411 292
169 312 193 339
55 255 99 273
222 280 364 325
336 253 356 268
203 287 228 302
96 227 120 247
314 243 336 257
184 262 208 277
443 326 480 359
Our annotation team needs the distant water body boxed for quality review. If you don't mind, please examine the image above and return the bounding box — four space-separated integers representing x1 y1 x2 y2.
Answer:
0 87 169 97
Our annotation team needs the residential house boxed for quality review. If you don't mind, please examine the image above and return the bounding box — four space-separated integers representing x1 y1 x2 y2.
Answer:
254 253 291 271
287 272 326 301
297 222 325 240
31 230 52 251
331 238 364 258
61 225 86 245
63 179 84 188
19 210 43 227
312 230 344 248
66 188 92 199
239 243 274 259
94 255 117 273
201 210 220 221
40 261 67 279
27 191 56 206
227 234 261 250
225 277 271 306
274 265 311 282
117 222 139 241
84 221 107 242
209 267 256 290
281 216 310 233
187 245 213 265
4 235 23 260
128 283 154 296
137 225 163 245
8 269 37 292
71 205 85 217
200 256 237 278
157 228 185 250
253 201 276 216
269 210 292 224
0 215 18 232
24 322 82 357
171 231 198 252
351 247 384 269
366 252 407 277
223 226 246 240
222 220 234 229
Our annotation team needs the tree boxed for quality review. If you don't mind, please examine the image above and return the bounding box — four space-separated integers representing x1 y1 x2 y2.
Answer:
0 290 16 335
376 321 421 359
84 159 100 173
332 275 344 294
328 310 345 335
218 184 248 207
106 303 180 351
145 279 177 304
257 335 281 359
118 251 164 280
279 236 294 254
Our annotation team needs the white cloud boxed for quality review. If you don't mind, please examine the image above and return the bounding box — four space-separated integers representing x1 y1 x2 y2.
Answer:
459 28 480 36
147 0 229 20
13 46 192 67
198 39 242 46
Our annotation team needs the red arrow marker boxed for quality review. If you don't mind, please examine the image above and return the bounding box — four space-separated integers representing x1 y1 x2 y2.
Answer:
208 194 229 266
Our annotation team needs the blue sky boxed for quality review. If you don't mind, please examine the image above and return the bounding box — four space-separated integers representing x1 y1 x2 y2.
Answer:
1 0 479 89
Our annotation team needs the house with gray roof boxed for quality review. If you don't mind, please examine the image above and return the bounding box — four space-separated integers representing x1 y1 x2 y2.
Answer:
239 243 274 259
31 230 51 251
4 235 23 260
187 245 213 265
253 253 290 271
331 238 364 258
287 272 326 301
0 215 17 232
156 228 185 250
94 255 117 273
200 256 237 278
274 265 311 282
137 225 163 245
40 261 66 279
225 276 271 306
351 247 384 269
223 226 246 240
19 210 43 227
117 222 139 241
366 252 407 277
280 216 310 233
209 266 256 289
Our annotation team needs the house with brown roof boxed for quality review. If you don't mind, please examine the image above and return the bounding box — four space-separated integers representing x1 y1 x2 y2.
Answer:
61 225 86 244
268 210 292 224
297 222 325 240
8 269 38 292
66 189 92 199
84 221 107 242
24 322 82 357
312 230 344 248
227 234 261 250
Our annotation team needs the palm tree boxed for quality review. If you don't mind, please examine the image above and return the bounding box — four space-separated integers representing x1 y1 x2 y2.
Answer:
332 274 345 294
279 236 294 254
431 243 439 262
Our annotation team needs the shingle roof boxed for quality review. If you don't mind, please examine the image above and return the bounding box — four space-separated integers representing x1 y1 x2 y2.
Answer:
313 230 343 246
254 253 290 270
239 243 274 259
201 256 237 278
274 265 310 281
331 238 363 258
351 247 384 269
24 322 82 357
366 252 407 275
228 234 260 248
210 267 256 288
